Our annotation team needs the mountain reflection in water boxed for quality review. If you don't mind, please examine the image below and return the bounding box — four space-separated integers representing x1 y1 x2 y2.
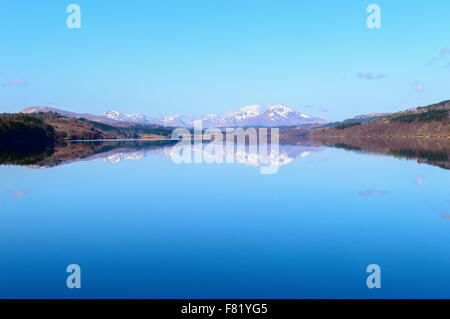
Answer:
0 136 449 170
26 139 324 171
311 135 450 170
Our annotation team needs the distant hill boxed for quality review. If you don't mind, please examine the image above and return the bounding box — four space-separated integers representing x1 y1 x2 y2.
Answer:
1 112 174 142
310 100 450 170
21 106 146 127
22 106 110 123
319 113 392 128
312 100 450 138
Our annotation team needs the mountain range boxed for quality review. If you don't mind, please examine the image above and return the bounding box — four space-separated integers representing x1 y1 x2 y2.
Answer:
190 104 326 127
21 104 327 128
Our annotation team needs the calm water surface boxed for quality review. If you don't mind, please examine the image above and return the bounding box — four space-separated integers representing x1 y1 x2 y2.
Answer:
0 140 449 298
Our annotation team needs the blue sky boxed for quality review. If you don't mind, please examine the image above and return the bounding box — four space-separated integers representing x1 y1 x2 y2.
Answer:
1 0 450 121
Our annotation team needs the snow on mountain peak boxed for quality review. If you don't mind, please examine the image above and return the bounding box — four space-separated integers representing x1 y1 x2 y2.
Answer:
239 104 262 113
103 110 122 120
234 105 262 121
102 110 155 124
163 116 175 122
160 114 187 126
267 104 294 118
100 104 327 128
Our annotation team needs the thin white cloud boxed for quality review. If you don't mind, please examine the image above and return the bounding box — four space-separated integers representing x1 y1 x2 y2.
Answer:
3 79 27 86
415 81 424 92
427 47 450 68
358 189 388 197
8 189 27 198
416 176 424 185
357 73 387 80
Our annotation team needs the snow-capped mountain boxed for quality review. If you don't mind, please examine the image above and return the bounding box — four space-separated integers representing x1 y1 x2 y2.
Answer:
188 104 326 127
102 111 187 127
102 111 157 124
159 115 187 127
192 105 263 127
244 104 326 127
22 104 327 128
198 104 327 127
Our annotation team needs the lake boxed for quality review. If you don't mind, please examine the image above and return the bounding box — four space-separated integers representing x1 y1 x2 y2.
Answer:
0 138 449 298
